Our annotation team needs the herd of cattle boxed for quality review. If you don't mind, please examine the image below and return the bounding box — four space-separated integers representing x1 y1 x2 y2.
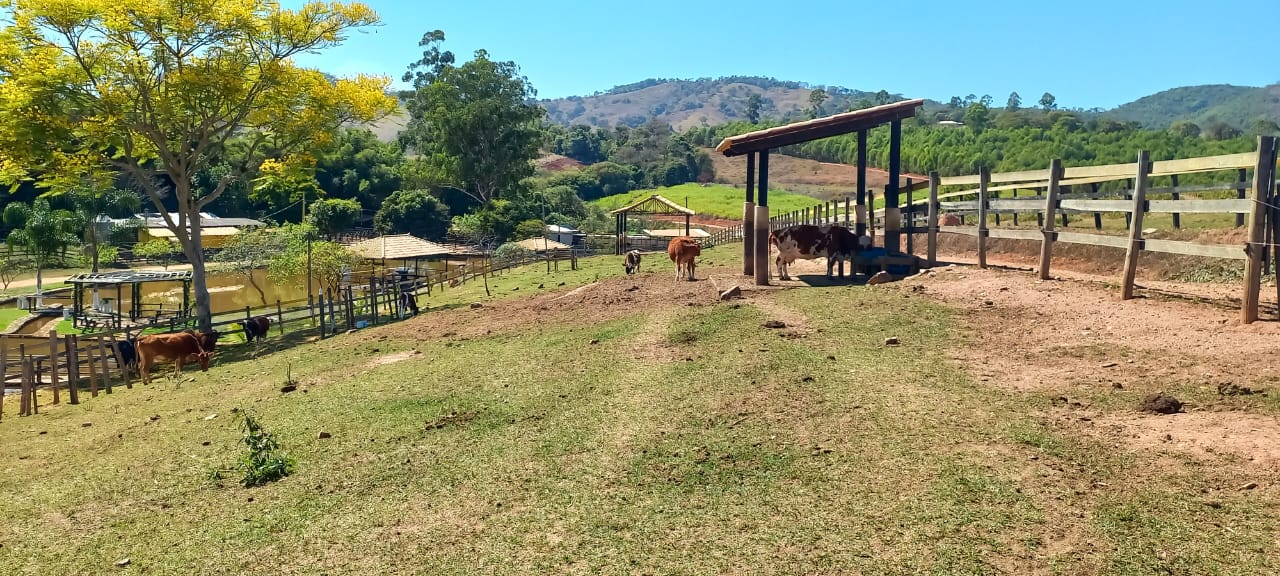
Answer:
113 316 272 384
626 224 873 282
111 224 872 382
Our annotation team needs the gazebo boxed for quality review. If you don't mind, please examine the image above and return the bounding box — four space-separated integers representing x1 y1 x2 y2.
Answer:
65 270 193 330
349 234 453 269
609 194 696 255
716 99 924 285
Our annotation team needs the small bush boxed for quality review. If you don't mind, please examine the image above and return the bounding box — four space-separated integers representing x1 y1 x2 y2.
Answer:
235 411 294 488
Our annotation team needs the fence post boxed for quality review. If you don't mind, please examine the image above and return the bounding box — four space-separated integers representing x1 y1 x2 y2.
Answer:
1038 159 1064 280
97 337 113 394
48 329 60 404
1091 183 1103 230
328 290 337 332
1237 168 1248 228
1012 188 1019 226
1121 150 1152 300
977 168 990 269
993 187 1000 227
20 353 32 416
1170 174 1181 229
277 300 285 336
927 172 940 267
64 334 79 405
318 294 327 338
1243 136 1278 323
0 335 7 418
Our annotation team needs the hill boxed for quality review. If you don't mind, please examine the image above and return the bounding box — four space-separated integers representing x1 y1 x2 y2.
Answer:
539 77 909 131
1106 83 1280 130
590 183 821 220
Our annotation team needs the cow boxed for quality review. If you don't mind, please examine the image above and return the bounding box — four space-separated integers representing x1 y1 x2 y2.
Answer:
939 214 963 226
769 224 871 281
113 336 139 375
667 237 701 281
243 315 271 342
136 330 218 384
624 250 642 274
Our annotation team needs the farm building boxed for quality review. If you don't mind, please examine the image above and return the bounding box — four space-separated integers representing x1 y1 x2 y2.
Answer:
546 225 587 248
515 238 572 253
110 212 267 248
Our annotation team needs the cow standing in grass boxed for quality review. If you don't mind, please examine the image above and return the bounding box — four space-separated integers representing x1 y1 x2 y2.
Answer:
243 315 271 342
136 330 219 384
667 237 701 281
624 250 642 274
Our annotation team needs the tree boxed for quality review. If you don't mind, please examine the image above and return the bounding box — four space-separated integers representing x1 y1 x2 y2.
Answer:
964 103 991 134
1 250 31 292
0 0 398 330
400 31 545 205
1006 92 1022 111
1251 119 1280 136
67 186 140 273
875 90 892 106
807 89 829 118
964 94 977 107
513 219 546 240
979 94 994 107
948 96 964 109
3 199 80 307
313 129 406 210
1169 121 1201 138
269 232 360 297
308 199 363 236
1039 92 1058 111
251 159 325 220
134 239 179 270
374 190 452 239
745 93 763 124
214 229 289 307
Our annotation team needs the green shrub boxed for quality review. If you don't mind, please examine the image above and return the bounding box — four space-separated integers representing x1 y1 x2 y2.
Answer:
235 411 294 488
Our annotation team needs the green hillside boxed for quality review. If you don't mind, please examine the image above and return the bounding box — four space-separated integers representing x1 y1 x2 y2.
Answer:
1106 83 1280 130
590 183 822 220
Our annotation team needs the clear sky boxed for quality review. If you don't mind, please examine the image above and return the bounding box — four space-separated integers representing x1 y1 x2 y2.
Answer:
287 0 1278 109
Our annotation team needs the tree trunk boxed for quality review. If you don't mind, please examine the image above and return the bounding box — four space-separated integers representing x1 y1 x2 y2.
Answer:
180 210 213 331
248 272 268 307
35 265 43 308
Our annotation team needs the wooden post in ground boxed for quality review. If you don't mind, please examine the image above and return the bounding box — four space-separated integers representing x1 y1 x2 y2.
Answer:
1091 183 1103 230
276 300 285 336
83 336 98 397
993 188 1001 226
1038 159 1064 280
743 153 755 277
1243 136 1278 323
1121 151 1153 300
97 337 113 393
1170 174 1181 229
1237 169 1248 227
64 335 79 405
0 336 6 420
318 294 327 338
107 333 129 389
48 330 60 404
926 172 940 267
906 178 915 255
754 150 771 286
977 168 990 269
1012 188 1019 226
20 354 32 416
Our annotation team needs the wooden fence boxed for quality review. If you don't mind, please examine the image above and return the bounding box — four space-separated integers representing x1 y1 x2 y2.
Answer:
921 136 1279 322
0 248 590 419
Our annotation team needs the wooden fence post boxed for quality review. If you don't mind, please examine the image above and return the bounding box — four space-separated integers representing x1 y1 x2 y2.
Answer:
318 294 327 338
1170 174 1181 229
1038 159 1064 280
276 300 285 336
1243 136 1278 323
0 336 6 420
20 354 32 416
64 334 79 405
993 188 1001 227
83 335 97 396
48 330 60 404
97 337 113 394
1091 183 1103 230
1012 188 1019 226
927 172 940 267
1121 151 1152 300
1237 168 1248 228
977 168 990 269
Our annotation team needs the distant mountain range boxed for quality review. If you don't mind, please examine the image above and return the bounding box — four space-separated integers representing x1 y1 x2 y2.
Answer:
535 77 1280 132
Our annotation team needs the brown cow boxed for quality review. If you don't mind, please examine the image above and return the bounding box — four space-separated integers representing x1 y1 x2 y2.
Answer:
667 236 701 281
137 330 218 384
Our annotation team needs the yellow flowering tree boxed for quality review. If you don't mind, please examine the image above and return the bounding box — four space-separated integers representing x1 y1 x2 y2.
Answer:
0 0 397 329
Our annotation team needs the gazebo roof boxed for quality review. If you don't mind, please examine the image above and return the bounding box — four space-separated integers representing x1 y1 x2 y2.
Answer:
350 234 452 260
66 270 193 285
715 99 925 156
643 228 711 238
515 238 571 251
608 194 695 216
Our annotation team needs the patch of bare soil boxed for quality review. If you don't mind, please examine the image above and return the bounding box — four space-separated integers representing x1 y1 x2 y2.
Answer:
367 350 422 367
901 262 1280 468
368 264 738 345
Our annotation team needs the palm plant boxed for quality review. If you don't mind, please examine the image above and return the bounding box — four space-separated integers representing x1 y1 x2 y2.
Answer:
3 199 82 307
69 186 141 272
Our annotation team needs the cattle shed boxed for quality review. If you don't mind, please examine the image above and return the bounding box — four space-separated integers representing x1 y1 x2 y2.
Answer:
716 99 924 285
609 194 695 255
349 234 453 269
65 270 193 330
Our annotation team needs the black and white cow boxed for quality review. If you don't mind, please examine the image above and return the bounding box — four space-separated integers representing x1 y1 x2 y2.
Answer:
769 224 871 280
624 249 643 274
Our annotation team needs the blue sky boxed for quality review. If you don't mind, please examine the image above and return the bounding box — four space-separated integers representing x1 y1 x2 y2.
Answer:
288 0 1277 109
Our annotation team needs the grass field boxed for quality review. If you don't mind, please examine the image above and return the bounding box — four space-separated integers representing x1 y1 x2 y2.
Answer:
591 183 822 219
2 251 1277 574
0 307 27 329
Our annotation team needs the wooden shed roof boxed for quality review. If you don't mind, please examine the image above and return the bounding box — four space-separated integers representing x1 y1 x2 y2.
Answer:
350 234 452 260
515 238 571 251
608 194 695 216
715 99 925 157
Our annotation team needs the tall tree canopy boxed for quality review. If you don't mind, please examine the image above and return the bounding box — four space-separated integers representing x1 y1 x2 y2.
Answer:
0 0 397 329
400 30 544 205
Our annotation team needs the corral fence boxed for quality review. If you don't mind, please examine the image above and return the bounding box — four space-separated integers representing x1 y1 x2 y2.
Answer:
0 248 589 419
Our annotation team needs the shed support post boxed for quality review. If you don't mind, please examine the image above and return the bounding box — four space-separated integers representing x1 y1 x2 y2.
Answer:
927 172 940 267
885 120 902 254
754 150 771 286
856 129 868 237
743 152 756 277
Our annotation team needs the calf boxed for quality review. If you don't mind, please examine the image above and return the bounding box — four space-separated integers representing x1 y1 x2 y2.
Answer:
770 224 870 280
243 315 271 342
667 237 701 281
136 331 215 384
624 250 642 274
113 336 139 375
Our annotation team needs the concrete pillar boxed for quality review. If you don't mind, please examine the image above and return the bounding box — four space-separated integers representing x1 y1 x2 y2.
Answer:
754 205 770 285
743 201 755 276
